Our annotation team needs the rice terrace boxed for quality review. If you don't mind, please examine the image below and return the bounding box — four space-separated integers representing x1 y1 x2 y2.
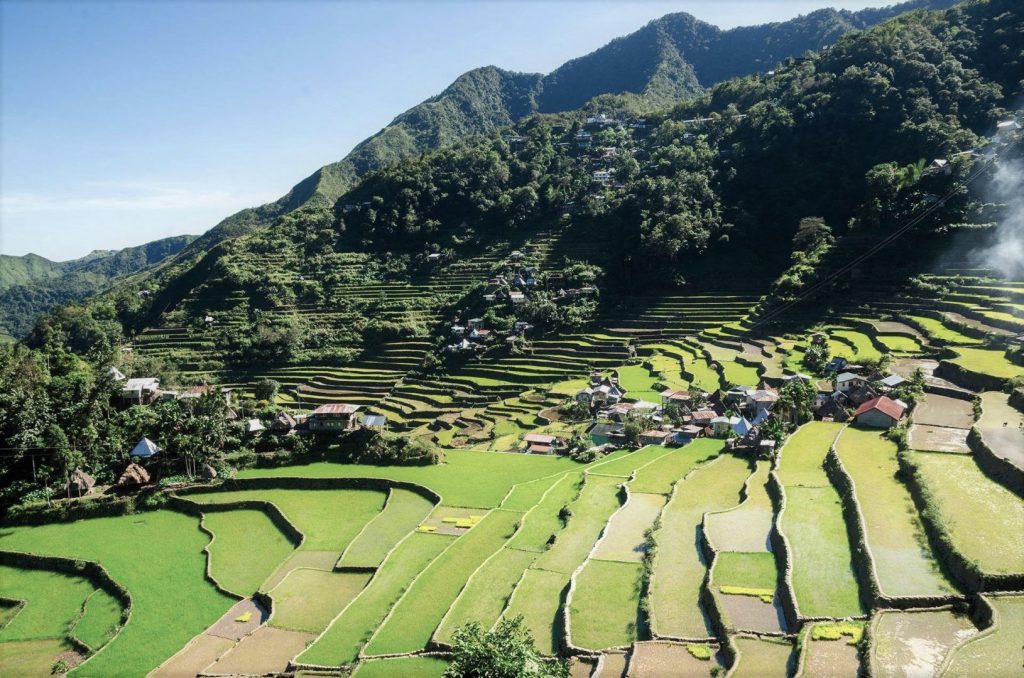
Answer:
1 0 1023 676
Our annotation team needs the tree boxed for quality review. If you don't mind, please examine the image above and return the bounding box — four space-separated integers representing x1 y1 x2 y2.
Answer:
446 616 568 678
776 378 817 425
254 378 281 403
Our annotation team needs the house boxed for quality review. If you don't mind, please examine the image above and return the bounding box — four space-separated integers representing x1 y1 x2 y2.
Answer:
426 253 443 262
640 429 672 446
588 422 625 447
245 418 265 435
308 403 362 433
783 373 812 384
130 437 161 459
522 433 566 455
732 417 753 437
854 396 907 428
271 411 297 434
64 468 95 498
689 410 717 427
825 357 848 373
106 366 127 382
467 318 485 330
878 374 906 390
710 416 735 437
929 158 951 174
469 328 492 341
362 414 388 431
576 380 624 407
509 291 526 304
745 387 779 412
810 333 827 346
513 321 533 333
816 391 851 421
846 383 879 407
122 377 160 404
203 315 215 325
660 389 693 408
835 372 866 393
996 120 1021 137
592 170 612 184
677 425 705 441
451 325 466 336
116 463 151 488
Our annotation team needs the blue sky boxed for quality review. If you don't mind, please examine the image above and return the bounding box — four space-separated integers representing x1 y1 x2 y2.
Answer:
2 0 900 260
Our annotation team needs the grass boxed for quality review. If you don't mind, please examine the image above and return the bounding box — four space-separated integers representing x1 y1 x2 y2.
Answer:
812 621 864 643
830 330 883 362
877 334 923 353
906 315 982 345
713 552 777 590
704 461 773 553
364 509 522 655
338 489 436 568
588 445 674 478
507 473 582 552
270 569 371 633
569 560 643 650
533 474 623 574
353 656 449 677
433 547 538 645
298 533 454 665
649 454 751 638
908 452 1024 575
0 511 235 677
203 509 295 594
0 564 97 642
72 590 123 651
776 421 844 487
500 568 566 656
835 428 955 597
949 347 1022 380
943 595 1024 676
617 364 660 400
628 439 723 495
501 475 565 512
239 449 583 508
782 486 863 618
190 488 385 552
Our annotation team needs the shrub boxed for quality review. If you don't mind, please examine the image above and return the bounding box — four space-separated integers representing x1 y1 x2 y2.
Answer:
686 644 713 661
446 616 569 678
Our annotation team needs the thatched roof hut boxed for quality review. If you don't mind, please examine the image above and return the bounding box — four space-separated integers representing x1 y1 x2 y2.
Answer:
117 463 151 488
64 468 95 497
201 464 218 480
271 411 297 433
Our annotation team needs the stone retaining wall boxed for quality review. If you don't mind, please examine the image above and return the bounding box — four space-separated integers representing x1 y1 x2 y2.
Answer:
966 427 1024 498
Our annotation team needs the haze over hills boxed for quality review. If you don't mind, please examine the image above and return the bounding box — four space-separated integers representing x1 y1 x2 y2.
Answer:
0 235 196 339
188 0 958 254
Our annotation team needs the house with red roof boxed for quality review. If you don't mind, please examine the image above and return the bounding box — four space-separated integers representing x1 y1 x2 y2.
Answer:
853 396 906 429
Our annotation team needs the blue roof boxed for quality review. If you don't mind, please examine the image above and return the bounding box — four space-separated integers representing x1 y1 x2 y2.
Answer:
362 415 387 427
732 418 752 436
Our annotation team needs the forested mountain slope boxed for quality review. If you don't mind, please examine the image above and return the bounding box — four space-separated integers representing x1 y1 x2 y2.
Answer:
179 0 958 258
0 235 196 340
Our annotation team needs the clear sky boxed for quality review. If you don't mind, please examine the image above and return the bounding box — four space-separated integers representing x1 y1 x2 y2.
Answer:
2 0 902 261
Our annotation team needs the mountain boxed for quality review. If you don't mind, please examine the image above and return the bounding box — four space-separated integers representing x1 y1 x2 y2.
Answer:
0 235 196 339
180 0 958 256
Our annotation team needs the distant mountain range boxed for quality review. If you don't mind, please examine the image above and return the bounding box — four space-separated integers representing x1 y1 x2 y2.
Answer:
187 0 957 253
0 235 196 339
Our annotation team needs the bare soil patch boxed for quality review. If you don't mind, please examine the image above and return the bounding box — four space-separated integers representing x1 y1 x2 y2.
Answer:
802 637 860 677
207 597 268 641
981 428 1024 469
152 634 235 678
205 626 314 675
873 321 924 339
871 609 977 678
717 591 785 634
913 395 974 429
570 656 597 678
0 639 75 677
595 652 628 678
627 641 719 677
908 425 970 453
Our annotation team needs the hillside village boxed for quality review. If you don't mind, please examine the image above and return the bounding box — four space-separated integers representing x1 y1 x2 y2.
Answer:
1 1 1023 677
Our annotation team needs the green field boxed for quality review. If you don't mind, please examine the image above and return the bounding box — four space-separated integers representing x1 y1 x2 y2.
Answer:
190 488 385 551
649 454 751 638
949 347 1022 380
628 439 723 494
506 472 582 552
353 655 450 677
778 422 863 618
298 532 454 665
0 511 234 677
533 474 623 574
500 568 567 656
731 636 793 678
203 509 295 594
877 334 923 353
238 450 582 508
835 428 955 597
907 452 1024 575
906 316 982 345
714 551 777 590
569 559 643 650
364 508 522 655
337 489 436 568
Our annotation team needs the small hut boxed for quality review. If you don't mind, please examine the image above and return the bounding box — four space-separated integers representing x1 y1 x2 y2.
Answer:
201 464 218 480
117 463 151 488
64 468 95 497
271 411 297 434
130 437 161 459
